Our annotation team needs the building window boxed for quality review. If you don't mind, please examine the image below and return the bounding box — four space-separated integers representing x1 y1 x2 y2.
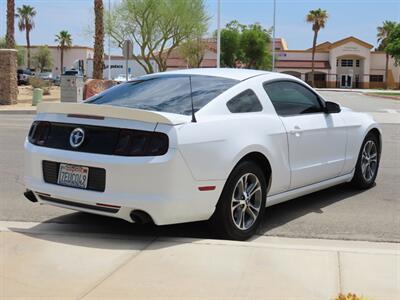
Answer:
314 73 326 81
356 60 360 67
370 75 384 82
341 59 353 67
336 59 338 67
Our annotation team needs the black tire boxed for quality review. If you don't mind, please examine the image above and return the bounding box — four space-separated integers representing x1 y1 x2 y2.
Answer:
209 161 267 240
351 133 380 189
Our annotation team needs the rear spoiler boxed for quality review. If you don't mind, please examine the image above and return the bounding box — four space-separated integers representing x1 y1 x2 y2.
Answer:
37 103 189 125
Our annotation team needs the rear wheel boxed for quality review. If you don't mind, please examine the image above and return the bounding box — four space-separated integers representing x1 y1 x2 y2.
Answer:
210 161 267 240
351 133 380 189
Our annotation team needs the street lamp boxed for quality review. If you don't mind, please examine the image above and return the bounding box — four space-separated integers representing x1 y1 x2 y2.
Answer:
272 0 276 71
217 0 221 68
108 0 111 80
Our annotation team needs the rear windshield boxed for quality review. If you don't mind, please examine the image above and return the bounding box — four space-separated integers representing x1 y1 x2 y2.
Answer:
86 75 238 115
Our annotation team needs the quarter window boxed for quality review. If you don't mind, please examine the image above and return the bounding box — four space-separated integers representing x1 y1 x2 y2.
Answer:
263 81 323 116
226 89 263 113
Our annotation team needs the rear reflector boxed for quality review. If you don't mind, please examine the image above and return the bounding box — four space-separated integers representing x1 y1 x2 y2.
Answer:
198 186 216 191
96 203 121 209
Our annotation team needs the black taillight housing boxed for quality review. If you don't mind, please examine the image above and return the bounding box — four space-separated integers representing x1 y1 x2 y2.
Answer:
114 129 169 156
28 121 50 146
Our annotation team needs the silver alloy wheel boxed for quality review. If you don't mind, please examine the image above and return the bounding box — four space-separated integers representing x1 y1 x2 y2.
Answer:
361 140 378 181
231 173 262 231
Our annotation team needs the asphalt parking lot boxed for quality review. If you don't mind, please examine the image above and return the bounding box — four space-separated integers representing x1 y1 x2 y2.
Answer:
0 91 399 242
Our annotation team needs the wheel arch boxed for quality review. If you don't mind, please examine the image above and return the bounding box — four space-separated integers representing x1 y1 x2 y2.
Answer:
366 127 382 154
232 151 272 192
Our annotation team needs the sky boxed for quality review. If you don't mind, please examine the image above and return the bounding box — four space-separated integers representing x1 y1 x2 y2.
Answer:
0 0 399 55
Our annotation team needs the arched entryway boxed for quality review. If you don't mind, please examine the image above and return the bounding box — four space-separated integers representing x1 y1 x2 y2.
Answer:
336 55 365 88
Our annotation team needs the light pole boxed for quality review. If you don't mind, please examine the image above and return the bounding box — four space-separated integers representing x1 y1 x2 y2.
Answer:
108 0 111 80
272 0 276 71
216 0 221 68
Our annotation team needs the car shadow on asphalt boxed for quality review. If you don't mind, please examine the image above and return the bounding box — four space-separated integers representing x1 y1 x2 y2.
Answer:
9 183 370 249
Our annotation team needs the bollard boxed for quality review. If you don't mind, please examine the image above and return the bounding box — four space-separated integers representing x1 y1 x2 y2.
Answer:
32 88 43 106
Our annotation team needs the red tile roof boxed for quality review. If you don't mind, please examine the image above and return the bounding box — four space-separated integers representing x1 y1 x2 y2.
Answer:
276 60 330 69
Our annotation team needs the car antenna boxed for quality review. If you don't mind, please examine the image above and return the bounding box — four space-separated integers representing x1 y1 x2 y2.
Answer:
189 76 197 123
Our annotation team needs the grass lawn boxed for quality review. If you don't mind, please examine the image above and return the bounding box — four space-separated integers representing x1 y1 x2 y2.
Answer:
366 91 400 100
370 92 400 96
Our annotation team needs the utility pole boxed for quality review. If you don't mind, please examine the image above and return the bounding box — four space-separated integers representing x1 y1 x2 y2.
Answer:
217 0 221 68
108 0 111 80
272 0 276 71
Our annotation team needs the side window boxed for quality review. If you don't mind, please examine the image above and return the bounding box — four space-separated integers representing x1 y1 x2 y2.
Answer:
226 89 263 113
263 81 323 116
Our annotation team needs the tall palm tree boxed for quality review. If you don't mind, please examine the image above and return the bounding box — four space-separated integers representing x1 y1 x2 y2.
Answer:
6 0 15 48
377 21 397 89
93 0 104 79
306 9 328 87
16 5 36 69
55 30 72 75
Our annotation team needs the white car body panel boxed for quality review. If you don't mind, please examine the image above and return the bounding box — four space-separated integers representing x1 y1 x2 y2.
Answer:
24 68 381 226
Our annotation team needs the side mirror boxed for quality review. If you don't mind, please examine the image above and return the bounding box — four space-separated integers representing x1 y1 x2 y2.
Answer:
324 101 341 114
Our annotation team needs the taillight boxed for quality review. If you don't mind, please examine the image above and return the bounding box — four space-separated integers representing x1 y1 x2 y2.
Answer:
114 129 169 156
28 121 50 146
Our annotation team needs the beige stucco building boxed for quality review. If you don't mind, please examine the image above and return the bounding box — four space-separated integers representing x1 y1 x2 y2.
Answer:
275 36 400 89
21 45 94 76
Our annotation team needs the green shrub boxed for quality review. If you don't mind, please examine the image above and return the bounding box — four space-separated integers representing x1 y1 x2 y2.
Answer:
29 77 46 89
29 77 52 95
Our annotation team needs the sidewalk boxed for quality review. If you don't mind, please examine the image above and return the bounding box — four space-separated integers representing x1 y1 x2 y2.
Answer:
1 221 399 299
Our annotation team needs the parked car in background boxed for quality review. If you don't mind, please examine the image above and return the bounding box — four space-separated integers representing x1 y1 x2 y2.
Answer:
17 69 32 85
23 69 382 240
38 72 53 82
63 69 82 76
114 74 135 83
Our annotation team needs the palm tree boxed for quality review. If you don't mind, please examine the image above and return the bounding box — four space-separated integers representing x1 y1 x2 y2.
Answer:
377 21 397 89
6 0 15 48
93 0 104 79
55 31 72 75
16 5 36 69
306 9 328 87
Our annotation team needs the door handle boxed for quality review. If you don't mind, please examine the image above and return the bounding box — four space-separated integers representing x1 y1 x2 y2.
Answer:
289 126 302 136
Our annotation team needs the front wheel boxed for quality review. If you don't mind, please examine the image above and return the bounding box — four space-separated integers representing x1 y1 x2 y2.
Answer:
210 161 267 240
351 133 380 189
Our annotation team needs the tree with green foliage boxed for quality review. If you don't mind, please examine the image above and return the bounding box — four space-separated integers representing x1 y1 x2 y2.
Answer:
220 20 272 70
32 45 52 72
179 38 206 68
55 30 72 74
105 0 208 73
240 23 272 69
306 8 328 87
220 21 241 67
377 21 397 89
385 23 400 66
16 5 36 69
0 36 26 66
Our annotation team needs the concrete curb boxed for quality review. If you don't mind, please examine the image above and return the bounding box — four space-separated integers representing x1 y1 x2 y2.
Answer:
2 221 399 299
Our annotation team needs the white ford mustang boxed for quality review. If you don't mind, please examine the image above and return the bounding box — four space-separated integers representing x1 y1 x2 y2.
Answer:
24 68 381 240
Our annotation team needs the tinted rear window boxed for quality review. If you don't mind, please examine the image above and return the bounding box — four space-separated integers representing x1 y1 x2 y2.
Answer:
86 75 238 115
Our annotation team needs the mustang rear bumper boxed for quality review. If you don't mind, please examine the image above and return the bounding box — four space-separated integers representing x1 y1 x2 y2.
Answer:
24 140 224 225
